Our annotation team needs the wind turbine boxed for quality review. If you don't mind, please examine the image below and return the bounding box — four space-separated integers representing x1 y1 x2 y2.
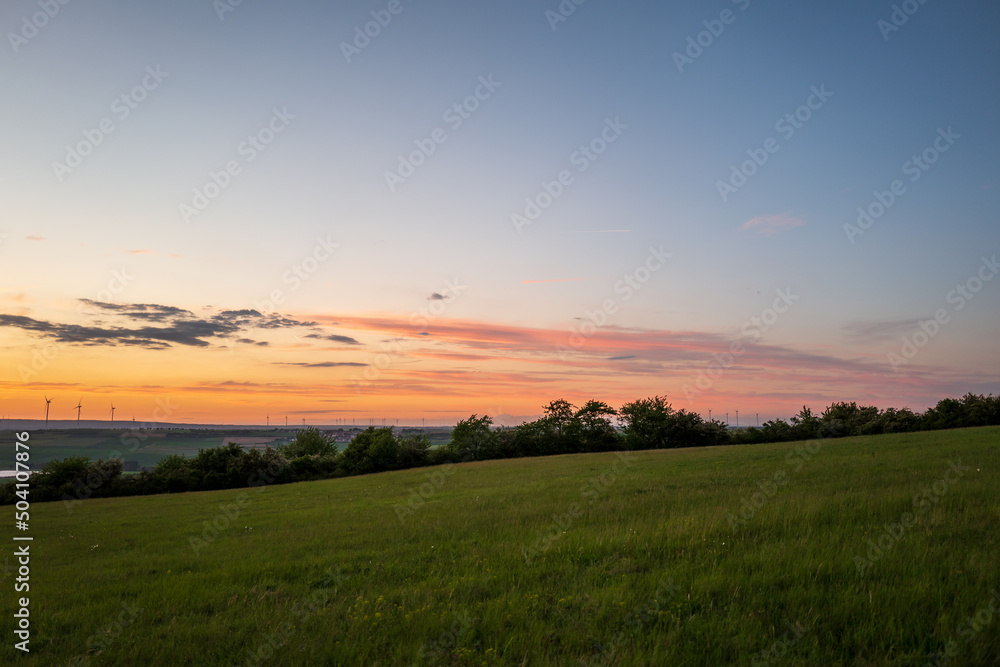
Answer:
75 398 83 425
44 396 52 428
110 403 116 425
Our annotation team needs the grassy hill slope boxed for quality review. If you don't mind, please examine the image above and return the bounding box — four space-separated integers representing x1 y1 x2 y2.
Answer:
2 427 998 665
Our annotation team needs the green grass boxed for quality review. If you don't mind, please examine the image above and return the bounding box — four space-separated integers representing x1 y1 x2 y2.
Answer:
2 427 998 665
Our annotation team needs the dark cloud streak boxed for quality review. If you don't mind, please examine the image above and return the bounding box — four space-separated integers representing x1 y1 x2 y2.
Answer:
275 361 367 368
0 302 323 350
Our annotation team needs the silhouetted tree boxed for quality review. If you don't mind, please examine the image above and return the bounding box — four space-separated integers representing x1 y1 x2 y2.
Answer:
280 427 338 458
447 415 495 461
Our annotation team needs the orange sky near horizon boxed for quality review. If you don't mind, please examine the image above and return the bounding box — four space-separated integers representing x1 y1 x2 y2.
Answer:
1 305 975 427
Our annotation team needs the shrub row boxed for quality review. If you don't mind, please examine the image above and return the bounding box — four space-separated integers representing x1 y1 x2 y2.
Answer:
3 393 997 505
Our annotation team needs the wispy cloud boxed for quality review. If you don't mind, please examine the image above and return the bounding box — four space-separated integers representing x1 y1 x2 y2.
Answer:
304 332 362 345
275 361 367 368
557 229 631 234
308 313 890 382
79 300 193 322
842 318 923 344
740 214 804 237
236 338 270 347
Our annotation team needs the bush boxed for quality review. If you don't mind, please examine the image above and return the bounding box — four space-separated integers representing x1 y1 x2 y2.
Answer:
6 392 998 506
189 443 248 489
280 428 338 458
37 456 91 490
398 434 431 468
80 459 125 498
154 454 188 475
790 406 821 440
572 400 621 452
821 402 879 436
447 415 495 461
339 427 400 476
620 396 677 450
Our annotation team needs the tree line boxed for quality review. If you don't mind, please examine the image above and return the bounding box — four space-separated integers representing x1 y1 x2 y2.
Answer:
2 392 997 506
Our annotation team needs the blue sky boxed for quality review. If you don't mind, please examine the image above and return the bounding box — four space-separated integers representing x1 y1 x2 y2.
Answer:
2 0 998 423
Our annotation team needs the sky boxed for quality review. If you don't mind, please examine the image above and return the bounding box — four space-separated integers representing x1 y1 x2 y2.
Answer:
1 0 998 426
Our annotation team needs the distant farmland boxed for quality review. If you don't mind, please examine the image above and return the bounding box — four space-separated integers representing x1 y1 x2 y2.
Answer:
0 427 454 471
2 427 997 665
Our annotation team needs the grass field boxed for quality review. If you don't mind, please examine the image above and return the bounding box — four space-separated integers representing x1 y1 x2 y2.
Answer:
2 427 998 665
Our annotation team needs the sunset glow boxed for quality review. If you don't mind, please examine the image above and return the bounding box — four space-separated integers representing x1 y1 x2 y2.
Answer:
2 1 998 425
